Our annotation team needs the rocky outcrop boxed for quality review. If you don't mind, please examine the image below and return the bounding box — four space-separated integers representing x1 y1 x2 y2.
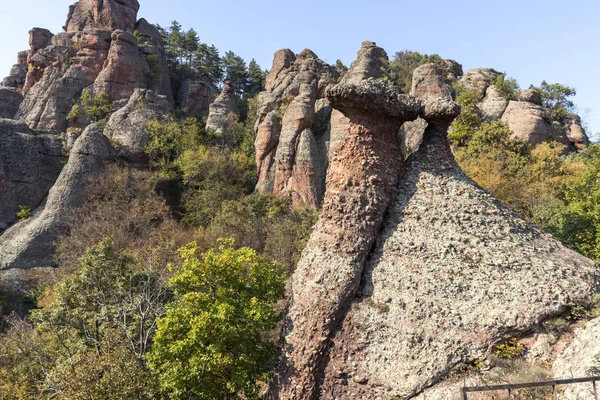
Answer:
0 88 23 119
1 51 28 88
339 41 387 85
64 0 140 33
0 120 65 232
460 68 499 97
275 62 600 400
0 125 115 270
411 63 453 102
177 79 218 118
254 48 339 206
553 318 600 399
205 81 240 134
501 100 554 147
29 28 54 51
563 114 590 150
518 88 542 105
103 89 170 164
6 0 172 132
478 85 509 121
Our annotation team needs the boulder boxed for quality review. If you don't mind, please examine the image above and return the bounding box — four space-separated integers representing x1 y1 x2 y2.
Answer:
411 63 453 103
501 100 553 147
254 48 338 206
460 68 500 98
518 88 542 105
1 63 27 88
0 125 115 270
478 85 509 121
563 114 590 150
553 318 600 399
177 79 218 118
29 28 53 51
205 81 240 134
444 59 463 80
0 87 23 119
0 120 65 232
103 89 170 164
64 0 140 33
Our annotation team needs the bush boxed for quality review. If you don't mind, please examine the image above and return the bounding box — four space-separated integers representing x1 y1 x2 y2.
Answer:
491 73 519 100
16 206 31 222
147 239 285 399
494 338 525 359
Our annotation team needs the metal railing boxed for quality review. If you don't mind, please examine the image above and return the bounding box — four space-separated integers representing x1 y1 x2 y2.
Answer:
461 376 600 399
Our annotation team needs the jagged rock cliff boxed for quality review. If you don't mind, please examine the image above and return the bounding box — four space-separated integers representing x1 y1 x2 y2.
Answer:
0 0 172 132
275 54 600 400
254 48 339 207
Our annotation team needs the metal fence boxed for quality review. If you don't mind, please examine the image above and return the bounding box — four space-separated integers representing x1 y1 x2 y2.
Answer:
461 376 600 399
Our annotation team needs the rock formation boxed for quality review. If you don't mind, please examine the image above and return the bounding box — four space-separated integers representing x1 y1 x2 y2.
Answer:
0 125 115 270
0 120 66 232
103 89 170 164
1 0 172 132
1 51 28 89
205 81 240 134
254 48 339 206
275 55 600 400
64 0 140 33
177 79 218 119
0 88 23 119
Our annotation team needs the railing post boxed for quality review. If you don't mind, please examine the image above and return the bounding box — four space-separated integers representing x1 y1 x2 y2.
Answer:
508 388 512 399
553 384 557 400
593 379 598 400
461 387 468 400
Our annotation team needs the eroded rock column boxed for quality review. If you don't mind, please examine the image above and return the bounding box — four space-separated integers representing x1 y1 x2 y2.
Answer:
277 80 422 399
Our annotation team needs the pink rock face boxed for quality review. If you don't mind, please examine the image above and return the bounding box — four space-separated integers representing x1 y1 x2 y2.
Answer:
29 28 54 51
501 100 553 147
563 114 590 150
92 30 149 102
64 0 140 33
254 48 338 207
177 79 217 119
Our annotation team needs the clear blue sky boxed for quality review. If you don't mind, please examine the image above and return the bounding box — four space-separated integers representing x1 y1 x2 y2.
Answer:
1 0 599 136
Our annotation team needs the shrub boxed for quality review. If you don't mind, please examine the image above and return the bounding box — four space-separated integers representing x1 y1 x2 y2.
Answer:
494 338 525 359
16 206 31 222
491 73 519 100
147 239 286 399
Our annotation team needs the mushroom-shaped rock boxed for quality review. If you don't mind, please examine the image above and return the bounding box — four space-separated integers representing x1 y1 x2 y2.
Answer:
276 79 422 399
0 125 115 270
104 89 170 164
205 81 240 134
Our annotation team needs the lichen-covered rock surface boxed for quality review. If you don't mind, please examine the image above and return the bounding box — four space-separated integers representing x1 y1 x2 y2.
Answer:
0 125 115 270
205 81 239 134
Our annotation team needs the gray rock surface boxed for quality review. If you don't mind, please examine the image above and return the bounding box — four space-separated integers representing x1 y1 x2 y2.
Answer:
0 120 65 232
518 88 542 105
29 28 53 51
554 318 600 399
478 85 509 121
205 81 240 134
135 18 174 103
460 68 500 98
104 89 170 163
501 100 554 147
0 125 115 270
0 87 23 119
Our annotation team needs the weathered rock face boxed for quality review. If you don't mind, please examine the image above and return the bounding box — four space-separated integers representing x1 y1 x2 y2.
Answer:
92 30 149 102
518 88 542 105
501 100 554 147
563 114 590 150
104 89 170 164
553 318 600 399
29 28 54 51
411 63 453 102
177 79 218 119
340 41 387 85
5 0 172 132
254 48 339 206
64 0 140 33
478 85 509 121
460 68 500 97
0 120 65 232
275 62 600 400
205 81 240 134
276 79 423 399
0 125 115 270
0 88 23 119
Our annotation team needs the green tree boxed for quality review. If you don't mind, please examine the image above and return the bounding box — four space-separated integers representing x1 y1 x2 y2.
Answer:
194 43 223 85
335 59 348 75
532 81 576 121
147 240 286 400
222 51 248 97
491 73 519 100
384 50 444 93
245 59 266 98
